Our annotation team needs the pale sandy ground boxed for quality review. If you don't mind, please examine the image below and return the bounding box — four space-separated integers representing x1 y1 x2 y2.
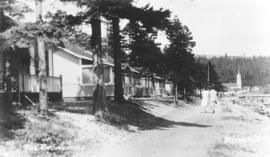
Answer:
1 97 270 157
71 98 270 157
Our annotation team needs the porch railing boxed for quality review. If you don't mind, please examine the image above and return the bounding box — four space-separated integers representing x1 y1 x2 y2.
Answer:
19 75 62 93
0 76 4 93
123 85 155 97
124 85 133 95
105 84 114 96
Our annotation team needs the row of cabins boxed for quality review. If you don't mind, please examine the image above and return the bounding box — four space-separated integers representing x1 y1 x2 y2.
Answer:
0 40 172 103
122 63 170 98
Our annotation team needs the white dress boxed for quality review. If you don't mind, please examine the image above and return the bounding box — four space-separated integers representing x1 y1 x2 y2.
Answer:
201 90 210 107
209 89 217 104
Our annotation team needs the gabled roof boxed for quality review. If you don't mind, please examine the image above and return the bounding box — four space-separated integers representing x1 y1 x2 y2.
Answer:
121 63 165 80
121 63 140 74
154 75 163 80
58 41 113 66
59 41 92 60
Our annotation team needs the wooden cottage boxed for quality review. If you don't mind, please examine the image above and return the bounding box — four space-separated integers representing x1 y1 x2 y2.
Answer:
53 41 114 101
0 16 171 103
0 26 115 103
121 63 168 98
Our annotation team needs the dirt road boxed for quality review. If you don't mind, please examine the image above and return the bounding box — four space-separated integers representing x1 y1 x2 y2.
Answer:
2 98 270 157
88 98 270 157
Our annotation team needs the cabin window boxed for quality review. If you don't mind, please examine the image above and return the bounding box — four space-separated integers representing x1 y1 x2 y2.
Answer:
82 67 94 84
104 67 111 83
124 75 130 85
82 59 92 65
82 66 111 84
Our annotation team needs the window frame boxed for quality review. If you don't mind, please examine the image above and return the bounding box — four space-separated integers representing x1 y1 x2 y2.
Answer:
80 61 113 86
81 65 95 85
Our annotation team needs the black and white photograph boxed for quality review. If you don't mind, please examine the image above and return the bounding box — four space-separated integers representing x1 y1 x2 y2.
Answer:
0 0 270 156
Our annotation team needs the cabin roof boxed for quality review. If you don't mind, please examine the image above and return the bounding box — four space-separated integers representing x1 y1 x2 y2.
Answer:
60 41 93 59
121 63 165 80
59 41 114 66
121 63 140 74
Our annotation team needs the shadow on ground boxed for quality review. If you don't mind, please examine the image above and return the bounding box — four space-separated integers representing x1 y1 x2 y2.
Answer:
51 101 92 114
0 96 26 141
52 100 211 131
109 100 211 130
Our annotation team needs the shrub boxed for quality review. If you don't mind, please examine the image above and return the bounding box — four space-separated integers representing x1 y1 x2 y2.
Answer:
15 114 75 156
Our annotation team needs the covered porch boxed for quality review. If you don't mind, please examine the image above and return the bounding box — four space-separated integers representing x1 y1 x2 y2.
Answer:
122 64 155 97
0 45 62 104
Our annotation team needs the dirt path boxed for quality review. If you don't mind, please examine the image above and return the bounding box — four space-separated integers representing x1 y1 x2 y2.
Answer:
2 98 269 157
88 99 270 157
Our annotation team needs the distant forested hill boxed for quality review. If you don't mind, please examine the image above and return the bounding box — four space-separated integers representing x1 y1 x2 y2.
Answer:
196 55 270 87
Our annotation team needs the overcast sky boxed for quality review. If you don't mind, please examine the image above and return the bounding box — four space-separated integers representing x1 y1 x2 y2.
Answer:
135 0 270 56
20 0 270 56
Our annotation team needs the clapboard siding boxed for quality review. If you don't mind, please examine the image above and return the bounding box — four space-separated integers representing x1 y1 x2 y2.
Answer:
62 84 81 98
62 84 114 98
53 50 82 98
53 49 115 98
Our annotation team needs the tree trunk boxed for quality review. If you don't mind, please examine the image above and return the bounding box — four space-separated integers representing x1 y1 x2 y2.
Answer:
151 74 156 99
112 17 124 102
183 87 186 101
175 81 178 104
35 0 47 114
91 16 108 115
38 37 48 114
0 8 4 32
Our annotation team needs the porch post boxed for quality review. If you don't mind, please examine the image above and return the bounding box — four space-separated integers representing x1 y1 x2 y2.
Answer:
175 82 178 104
48 48 53 76
163 79 165 96
5 53 11 77
122 74 125 85
152 75 156 99
109 66 113 84
4 52 12 103
130 72 133 95
29 42 36 75
122 74 126 95
147 77 150 95
17 73 21 104
60 75 63 101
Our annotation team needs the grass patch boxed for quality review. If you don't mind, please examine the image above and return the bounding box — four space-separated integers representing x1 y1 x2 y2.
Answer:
7 110 77 157
209 140 254 157
222 116 247 122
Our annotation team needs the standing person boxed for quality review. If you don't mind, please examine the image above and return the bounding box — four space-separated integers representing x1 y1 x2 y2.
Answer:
201 89 210 113
209 89 218 113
